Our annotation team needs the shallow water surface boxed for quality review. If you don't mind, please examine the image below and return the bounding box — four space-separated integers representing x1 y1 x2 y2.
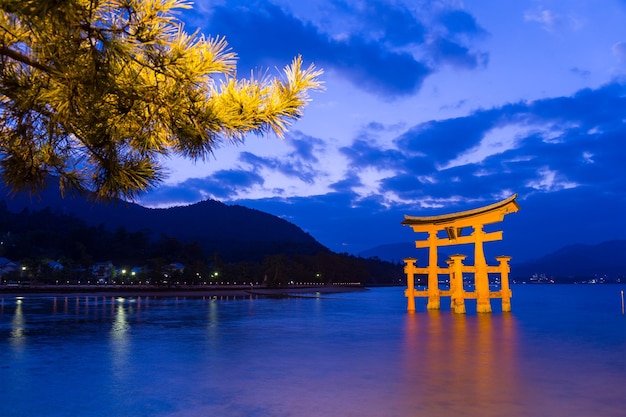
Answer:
1 286 625 417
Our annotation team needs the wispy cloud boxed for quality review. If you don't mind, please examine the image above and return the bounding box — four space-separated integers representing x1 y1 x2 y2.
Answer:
612 41 626 63
523 7 583 33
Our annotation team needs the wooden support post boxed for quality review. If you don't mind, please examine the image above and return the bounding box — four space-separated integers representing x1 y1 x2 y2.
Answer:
404 258 417 312
450 254 467 314
473 225 492 313
496 256 512 312
446 258 455 308
427 231 440 310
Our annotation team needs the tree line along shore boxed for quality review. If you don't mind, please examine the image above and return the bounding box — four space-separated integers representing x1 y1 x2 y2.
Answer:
0 203 404 289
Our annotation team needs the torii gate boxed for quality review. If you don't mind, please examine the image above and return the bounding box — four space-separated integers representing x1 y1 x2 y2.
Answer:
401 194 520 313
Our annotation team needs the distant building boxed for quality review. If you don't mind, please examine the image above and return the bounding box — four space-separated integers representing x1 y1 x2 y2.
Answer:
92 261 115 283
166 262 185 274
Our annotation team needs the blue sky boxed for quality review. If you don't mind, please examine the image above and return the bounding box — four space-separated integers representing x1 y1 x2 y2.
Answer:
139 0 626 262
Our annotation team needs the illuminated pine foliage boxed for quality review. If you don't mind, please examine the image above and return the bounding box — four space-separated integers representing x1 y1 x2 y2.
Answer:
0 0 323 199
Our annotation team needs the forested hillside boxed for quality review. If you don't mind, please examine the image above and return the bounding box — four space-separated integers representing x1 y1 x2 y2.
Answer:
0 201 403 287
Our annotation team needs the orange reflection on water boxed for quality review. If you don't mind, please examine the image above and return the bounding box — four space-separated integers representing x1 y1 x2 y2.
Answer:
402 312 522 417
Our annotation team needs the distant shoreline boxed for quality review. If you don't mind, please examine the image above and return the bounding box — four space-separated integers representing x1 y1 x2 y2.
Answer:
0 284 367 298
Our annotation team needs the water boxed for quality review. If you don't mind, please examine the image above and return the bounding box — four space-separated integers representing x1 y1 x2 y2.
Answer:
0 286 624 417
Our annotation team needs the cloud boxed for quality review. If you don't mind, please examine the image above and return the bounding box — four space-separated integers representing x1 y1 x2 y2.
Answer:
194 0 487 98
145 81 626 212
523 7 585 33
612 41 626 63
524 167 578 192
441 123 535 169
329 37 432 96
339 139 405 171
438 9 488 39
287 132 323 163
529 83 626 129
336 81 626 207
329 172 362 193
201 1 430 97
236 132 328 185
427 38 489 69
394 109 511 162
330 0 427 46
524 8 562 31
426 7 490 70
141 169 265 206
334 1 490 72
239 150 319 184
570 67 590 78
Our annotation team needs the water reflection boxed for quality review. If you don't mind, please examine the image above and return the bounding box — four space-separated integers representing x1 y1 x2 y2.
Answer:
110 297 130 377
10 297 25 348
403 312 521 417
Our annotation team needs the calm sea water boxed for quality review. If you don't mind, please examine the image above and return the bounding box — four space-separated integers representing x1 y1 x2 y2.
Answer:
0 285 624 417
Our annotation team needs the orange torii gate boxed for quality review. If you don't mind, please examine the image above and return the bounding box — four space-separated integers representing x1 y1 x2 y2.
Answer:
401 194 520 313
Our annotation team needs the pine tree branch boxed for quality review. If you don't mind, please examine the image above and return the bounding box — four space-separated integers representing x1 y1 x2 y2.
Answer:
0 45 49 72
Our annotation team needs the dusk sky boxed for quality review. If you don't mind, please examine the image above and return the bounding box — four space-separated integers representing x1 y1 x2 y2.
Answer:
138 0 626 262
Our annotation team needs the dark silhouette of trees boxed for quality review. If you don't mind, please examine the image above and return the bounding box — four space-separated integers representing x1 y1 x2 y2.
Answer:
0 204 403 286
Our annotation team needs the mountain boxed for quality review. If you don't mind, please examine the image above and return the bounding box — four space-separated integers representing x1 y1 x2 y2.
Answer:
359 242 476 266
358 242 415 264
512 240 626 281
0 182 327 263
